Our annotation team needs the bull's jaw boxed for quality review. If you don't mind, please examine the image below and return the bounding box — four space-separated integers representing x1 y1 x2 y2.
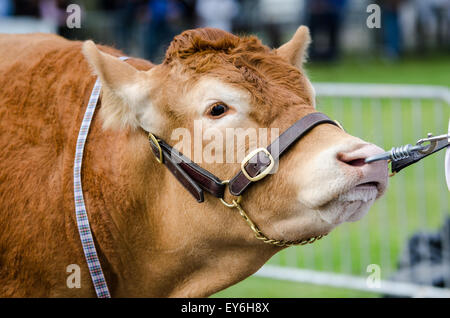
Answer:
248 192 380 248
159 241 280 298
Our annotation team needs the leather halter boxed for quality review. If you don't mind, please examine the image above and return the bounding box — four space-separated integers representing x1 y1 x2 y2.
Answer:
148 112 339 202
77 55 339 297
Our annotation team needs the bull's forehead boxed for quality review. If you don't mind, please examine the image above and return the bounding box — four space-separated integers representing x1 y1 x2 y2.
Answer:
162 28 313 113
167 60 314 126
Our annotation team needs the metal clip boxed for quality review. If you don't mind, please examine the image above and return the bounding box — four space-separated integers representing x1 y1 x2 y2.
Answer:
416 133 449 155
365 132 449 164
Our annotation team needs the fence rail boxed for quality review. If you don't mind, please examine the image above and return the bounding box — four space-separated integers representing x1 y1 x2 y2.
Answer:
314 83 450 104
254 83 450 298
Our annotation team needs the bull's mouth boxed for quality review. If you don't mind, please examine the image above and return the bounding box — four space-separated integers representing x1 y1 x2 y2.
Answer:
318 182 380 225
339 182 380 202
357 181 381 191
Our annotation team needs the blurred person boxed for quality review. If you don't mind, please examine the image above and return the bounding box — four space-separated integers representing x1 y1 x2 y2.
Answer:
13 0 40 16
144 0 185 62
102 0 147 53
305 0 348 61
0 0 13 16
413 0 450 51
38 0 64 28
377 0 405 60
38 0 76 38
177 0 196 29
231 0 254 35
195 0 238 32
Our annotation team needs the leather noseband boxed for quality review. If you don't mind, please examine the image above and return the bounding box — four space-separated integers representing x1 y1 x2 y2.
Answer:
148 112 339 202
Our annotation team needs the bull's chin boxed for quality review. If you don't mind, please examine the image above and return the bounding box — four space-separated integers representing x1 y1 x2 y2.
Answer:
265 185 379 243
318 184 378 225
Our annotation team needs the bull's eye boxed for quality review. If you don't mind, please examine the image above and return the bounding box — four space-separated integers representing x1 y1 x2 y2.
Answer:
207 103 229 118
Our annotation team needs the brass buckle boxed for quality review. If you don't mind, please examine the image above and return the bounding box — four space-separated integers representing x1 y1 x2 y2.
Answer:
148 133 163 164
240 148 275 182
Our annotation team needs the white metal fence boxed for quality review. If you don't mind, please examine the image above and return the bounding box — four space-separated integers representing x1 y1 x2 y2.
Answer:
255 83 450 298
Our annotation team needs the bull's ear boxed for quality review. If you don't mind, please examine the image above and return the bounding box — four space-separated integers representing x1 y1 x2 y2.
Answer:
276 26 311 69
82 40 156 131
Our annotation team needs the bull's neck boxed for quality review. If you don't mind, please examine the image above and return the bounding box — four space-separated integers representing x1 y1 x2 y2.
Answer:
85 128 279 297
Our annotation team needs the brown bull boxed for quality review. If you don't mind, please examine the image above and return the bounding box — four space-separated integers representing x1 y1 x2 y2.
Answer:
0 27 388 297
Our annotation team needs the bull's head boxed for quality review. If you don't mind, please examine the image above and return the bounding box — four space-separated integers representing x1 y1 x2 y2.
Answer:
82 26 388 296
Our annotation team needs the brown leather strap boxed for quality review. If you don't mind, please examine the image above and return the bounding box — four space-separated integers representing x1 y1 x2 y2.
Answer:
228 113 338 196
148 112 338 202
149 137 225 202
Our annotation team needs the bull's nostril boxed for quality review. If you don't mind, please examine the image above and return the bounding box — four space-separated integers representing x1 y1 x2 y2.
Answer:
337 153 367 167
337 144 387 169
346 158 366 167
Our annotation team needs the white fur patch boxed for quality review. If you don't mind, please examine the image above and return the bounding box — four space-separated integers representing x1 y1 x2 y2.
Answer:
187 77 252 129
295 142 359 208
135 100 164 135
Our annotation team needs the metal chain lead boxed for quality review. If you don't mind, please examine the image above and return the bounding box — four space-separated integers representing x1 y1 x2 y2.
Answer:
231 199 327 248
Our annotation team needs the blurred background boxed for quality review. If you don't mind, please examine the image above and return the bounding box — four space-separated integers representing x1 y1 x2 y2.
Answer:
0 0 449 63
1 0 449 298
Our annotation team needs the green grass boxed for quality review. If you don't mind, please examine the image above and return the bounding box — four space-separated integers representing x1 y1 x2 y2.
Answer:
307 55 450 87
212 276 379 298
212 56 450 298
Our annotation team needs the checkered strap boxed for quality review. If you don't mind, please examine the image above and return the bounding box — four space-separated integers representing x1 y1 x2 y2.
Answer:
73 56 129 298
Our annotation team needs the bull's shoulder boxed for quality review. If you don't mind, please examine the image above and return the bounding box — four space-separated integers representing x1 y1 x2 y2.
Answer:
0 33 70 61
0 32 152 72
0 33 152 156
